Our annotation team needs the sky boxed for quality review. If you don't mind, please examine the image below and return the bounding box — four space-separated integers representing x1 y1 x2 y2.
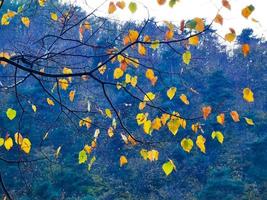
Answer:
61 0 267 40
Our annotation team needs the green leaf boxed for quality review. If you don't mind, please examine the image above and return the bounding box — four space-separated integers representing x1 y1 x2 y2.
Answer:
162 160 175 176
6 108 16 120
182 51 191 65
88 156 96 171
129 2 137 13
169 0 178 7
78 150 87 164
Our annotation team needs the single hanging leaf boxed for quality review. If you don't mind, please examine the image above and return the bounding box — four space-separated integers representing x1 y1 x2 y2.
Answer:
242 5 255 19
105 108 112 118
151 40 160 50
217 113 225 125
188 36 199 46
230 111 240 122
39 0 46 7
79 117 92 129
114 67 124 79
47 98 55 106
214 14 223 25
182 51 191 65
143 120 152 135
222 0 231 10
138 44 146 55
4 137 13 150
84 145 92 154
21 17 30 27
242 44 250 57
108 2 116 14
50 12 58 21
88 156 96 171
78 149 87 164
147 150 159 161
136 113 147 125
108 126 114 137
6 108 16 120
225 28 236 42
120 155 128 167
211 131 224 144
180 94 189 105
167 87 177 100
69 90 75 102
55 146 62 158
58 79 69 90
157 0 166 5
169 0 178 7
116 1 126 9
244 117 254 126
202 106 212 120
162 160 176 176
167 118 180 135
196 135 206 153
152 117 162 131
181 138 194 153
32 104 37 112
128 2 137 13
21 138 31 154
243 88 254 102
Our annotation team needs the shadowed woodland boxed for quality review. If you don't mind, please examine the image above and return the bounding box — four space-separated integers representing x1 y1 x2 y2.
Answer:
0 0 267 199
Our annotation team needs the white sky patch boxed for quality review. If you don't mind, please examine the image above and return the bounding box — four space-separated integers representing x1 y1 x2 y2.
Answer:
61 0 266 40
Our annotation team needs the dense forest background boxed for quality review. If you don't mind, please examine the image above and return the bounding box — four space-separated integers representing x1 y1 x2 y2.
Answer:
0 0 267 199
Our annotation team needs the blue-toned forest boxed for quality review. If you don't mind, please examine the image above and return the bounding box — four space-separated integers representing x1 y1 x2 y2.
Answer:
0 0 266 199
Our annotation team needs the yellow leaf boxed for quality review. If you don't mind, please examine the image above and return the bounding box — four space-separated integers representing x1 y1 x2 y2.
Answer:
152 117 162 131
181 138 194 153
151 40 160 50
211 131 224 144
128 2 137 13
225 32 236 42
21 17 30 27
14 132 23 145
39 0 46 7
243 87 254 102
161 113 170 125
98 64 107 74
182 51 191 65
195 18 205 32
128 30 139 42
139 102 146 110
84 144 92 154
50 12 58 21
105 108 112 118
138 44 146 55
79 117 92 129
6 108 16 120
130 76 137 87
114 67 124 79
202 106 212 120
244 117 254 126
78 149 87 164
55 146 62 158
217 113 225 125
230 111 240 122
62 67 73 82
167 87 177 100
108 2 116 14
108 127 114 137
32 104 37 112
4 137 13 150
21 138 31 154
83 21 91 30
180 94 189 105
136 113 147 125
47 98 55 106
167 118 180 135
145 69 158 86
120 155 128 167
179 118 186 129
144 92 155 102
191 123 199 133
147 149 159 161
0 138 4 147
162 160 176 176
196 135 206 153
0 52 11 66
58 79 69 90
140 149 148 160
69 90 75 102
188 36 199 46
143 120 152 134
242 44 250 57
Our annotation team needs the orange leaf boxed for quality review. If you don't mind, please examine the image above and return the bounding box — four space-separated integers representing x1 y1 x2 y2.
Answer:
230 111 240 122
242 44 250 57
108 2 116 14
202 106 212 120
222 0 231 10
